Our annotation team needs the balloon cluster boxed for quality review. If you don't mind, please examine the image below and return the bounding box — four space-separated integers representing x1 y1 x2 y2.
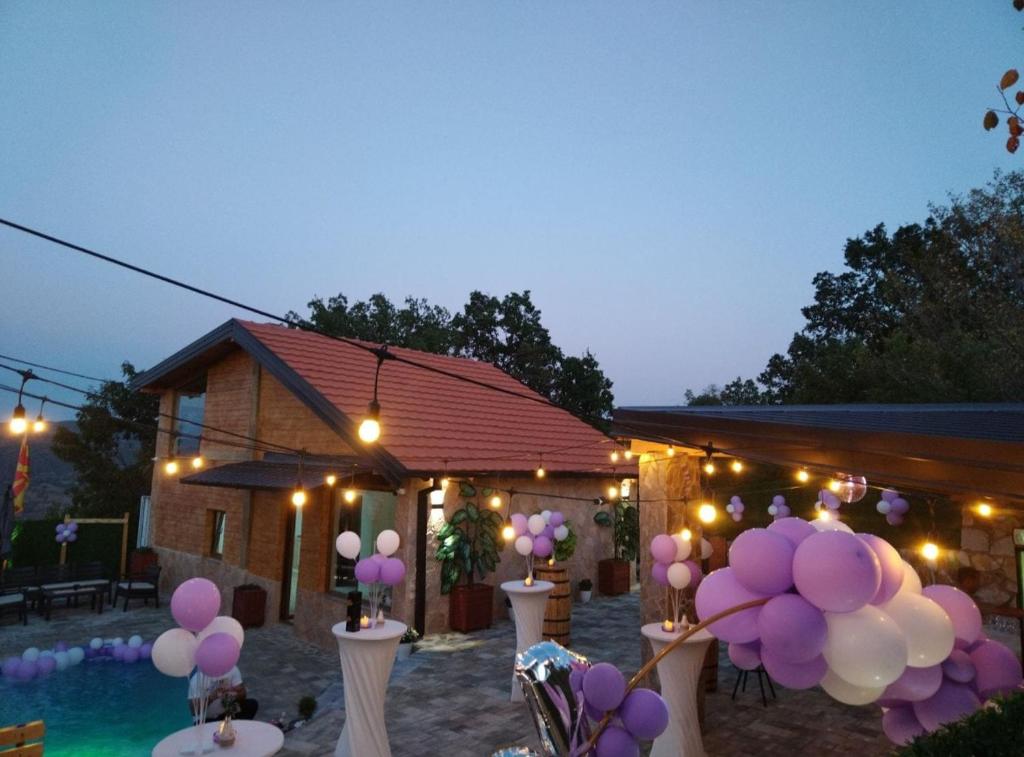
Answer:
725 496 745 523
766 495 791 520
876 489 911 526
336 529 405 624
509 510 571 578
649 533 701 627
694 517 1023 744
55 521 78 544
152 579 245 683
572 661 669 757
85 635 153 663
2 641 87 682
813 489 841 516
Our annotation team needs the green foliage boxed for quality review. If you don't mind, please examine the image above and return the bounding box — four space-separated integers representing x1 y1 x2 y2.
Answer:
553 521 577 562
578 578 593 591
400 627 420 644
594 502 639 561
895 692 1024 756
50 363 157 538
434 501 502 593
297 696 317 721
10 518 123 576
287 289 614 421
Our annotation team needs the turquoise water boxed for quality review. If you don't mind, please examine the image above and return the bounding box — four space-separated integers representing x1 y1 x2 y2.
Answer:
0 659 192 756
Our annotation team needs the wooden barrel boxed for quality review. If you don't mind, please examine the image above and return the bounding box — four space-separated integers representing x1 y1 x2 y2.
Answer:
534 564 571 646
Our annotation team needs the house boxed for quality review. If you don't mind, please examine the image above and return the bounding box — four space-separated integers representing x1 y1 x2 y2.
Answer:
134 319 630 647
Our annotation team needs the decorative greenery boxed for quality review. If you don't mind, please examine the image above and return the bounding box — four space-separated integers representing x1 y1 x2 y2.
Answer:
553 520 577 562
578 578 593 591
297 696 317 721
435 502 502 594
400 628 420 644
895 692 1024 756
593 502 639 561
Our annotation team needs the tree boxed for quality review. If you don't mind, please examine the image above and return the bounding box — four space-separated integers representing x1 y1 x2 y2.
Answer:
982 2 1024 153
684 378 768 406
288 290 615 421
51 363 158 522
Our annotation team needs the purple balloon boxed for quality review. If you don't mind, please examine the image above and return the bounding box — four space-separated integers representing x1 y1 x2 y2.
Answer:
650 535 676 566
729 528 795 595
883 664 943 702
760 647 827 689
683 560 702 589
171 578 221 633
942 650 976 684
766 517 816 548
66 522 78 533
66 533 77 542
195 632 241 678
15 660 37 681
821 491 840 510
858 534 904 605
651 562 669 587
731 512 742 522
511 513 528 537
123 647 140 664
354 558 381 584
2 656 20 677
56 533 66 543
55 523 65 534
370 553 388 565
112 645 126 661
36 657 56 675
921 585 982 645
890 497 910 515
54 641 68 652
541 525 556 541
532 535 553 558
618 688 669 740
792 531 881 613
694 567 767 644
139 642 153 660
881 489 899 503
913 680 980 732
885 512 904 526
883 705 925 745
757 594 827 664
968 639 1023 699
584 698 605 723
771 495 785 507
583 662 626 712
380 557 406 586
83 647 97 660
595 725 638 757
549 512 564 528
728 641 762 671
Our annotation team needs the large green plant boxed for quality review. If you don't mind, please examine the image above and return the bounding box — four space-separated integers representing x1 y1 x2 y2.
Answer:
435 501 502 594
895 692 1024 756
593 502 639 561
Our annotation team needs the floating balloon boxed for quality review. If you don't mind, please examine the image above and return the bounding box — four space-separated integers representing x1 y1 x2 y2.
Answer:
21 647 39 662
694 567 766 644
882 664 943 702
595 725 638 757
699 538 713 560
729 528 794 595
89 637 103 650
376 529 400 556
820 669 885 705
793 531 881 613
671 534 692 561
757 594 827 664
583 662 626 712
880 591 954 668
380 557 407 585
532 536 553 559
618 688 668 741
766 517 816 547
901 562 923 594
514 535 533 557
913 680 980 732
171 578 221 633
36 657 56 675
152 628 199 678
128 635 143 649
968 639 1023 698
941 650 975 684
666 562 691 590
760 647 827 689
682 560 702 590
541 510 552 524
553 525 569 542
549 512 564 528
527 515 546 536
882 706 925 745
921 585 982 645
823 606 907 688
198 616 245 647
650 535 676 566
511 513 528 537
651 562 669 587
858 534 904 605
195 632 240 678
728 641 762 671
354 558 381 584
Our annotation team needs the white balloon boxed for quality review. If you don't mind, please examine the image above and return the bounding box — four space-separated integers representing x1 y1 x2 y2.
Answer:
514 535 534 557
21 647 39 662
726 504 734 514
53 651 70 671
700 538 713 560
767 505 778 516
336 531 361 560
901 562 923 595
821 668 886 705
541 510 552 523
672 535 692 562
89 637 103 650
67 647 85 665
128 635 143 649
112 637 124 647
881 592 954 668
811 518 854 533
667 562 691 590
876 500 892 515
197 615 245 647
376 529 400 557
823 606 907 688
39 650 54 659
152 628 199 678
553 525 569 542
527 515 546 536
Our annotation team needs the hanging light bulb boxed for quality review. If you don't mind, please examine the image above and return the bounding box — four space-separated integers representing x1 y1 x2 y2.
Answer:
817 509 832 522
680 527 692 541
796 469 810 483
191 455 204 470
9 404 27 435
358 400 381 443
32 416 46 433
164 458 179 475
828 478 842 493
344 488 357 504
730 460 743 473
703 460 716 475
292 487 307 507
502 523 515 541
697 503 716 524
921 542 940 561
536 455 546 479
623 449 633 461
976 502 993 517
489 494 502 509
325 474 337 487
666 446 675 458
610 450 620 463
607 484 619 500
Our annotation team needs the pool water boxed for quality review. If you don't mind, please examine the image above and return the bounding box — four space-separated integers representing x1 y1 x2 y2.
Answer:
0 659 192 756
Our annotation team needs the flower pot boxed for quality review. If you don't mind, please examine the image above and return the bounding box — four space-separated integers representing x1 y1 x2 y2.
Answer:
598 558 631 596
579 590 592 604
449 583 494 632
396 643 412 661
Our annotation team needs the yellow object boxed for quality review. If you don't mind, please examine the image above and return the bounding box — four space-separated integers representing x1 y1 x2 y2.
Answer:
698 503 716 524
828 479 841 493
9 417 27 435
624 449 633 460
610 451 620 463
976 503 993 517
607 485 619 500
662 619 674 633
344 488 357 504
489 494 502 509
703 461 715 475
358 417 381 443
921 542 940 561
680 528 692 541
32 418 46 433
796 469 810 483
730 460 743 473
191 455 204 469
164 459 179 475
817 509 832 521
502 525 515 541
292 488 307 507
666 446 675 457
536 466 546 479
325 474 337 486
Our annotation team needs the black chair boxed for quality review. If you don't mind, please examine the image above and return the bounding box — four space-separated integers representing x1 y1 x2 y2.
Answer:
731 664 776 707
74 562 112 606
114 565 161 611
0 588 28 625
1 566 39 611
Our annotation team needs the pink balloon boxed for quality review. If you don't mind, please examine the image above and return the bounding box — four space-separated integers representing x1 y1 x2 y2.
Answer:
728 641 761 671
380 558 406 586
729 528 795 595
511 513 528 537
756 594 827 664
766 517 816 548
921 585 982 645
651 562 669 587
760 647 827 689
968 639 1023 699
354 558 381 584
694 568 767 644
650 535 676 566
913 680 980 732
683 560 703 590
792 531 881 613
882 664 943 703
548 512 564 528
858 534 904 604
882 706 925 745
195 632 241 678
171 578 221 633
532 535 553 558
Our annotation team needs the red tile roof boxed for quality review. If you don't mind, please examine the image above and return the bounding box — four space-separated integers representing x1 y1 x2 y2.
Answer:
237 321 617 476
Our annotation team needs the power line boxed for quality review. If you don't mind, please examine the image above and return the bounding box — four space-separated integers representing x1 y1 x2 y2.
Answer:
0 352 110 383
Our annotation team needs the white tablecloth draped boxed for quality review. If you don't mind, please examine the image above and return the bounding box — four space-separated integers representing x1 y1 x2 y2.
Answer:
502 580 554 702
151 720 283 757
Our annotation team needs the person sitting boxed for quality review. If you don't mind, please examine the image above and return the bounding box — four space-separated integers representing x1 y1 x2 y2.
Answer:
188 666 259 722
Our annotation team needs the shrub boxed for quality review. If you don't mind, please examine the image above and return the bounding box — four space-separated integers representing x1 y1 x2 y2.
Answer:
895 692 1024 757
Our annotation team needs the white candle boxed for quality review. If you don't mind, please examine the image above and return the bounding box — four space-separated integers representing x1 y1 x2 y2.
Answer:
360 615 370 629
662 619 674 633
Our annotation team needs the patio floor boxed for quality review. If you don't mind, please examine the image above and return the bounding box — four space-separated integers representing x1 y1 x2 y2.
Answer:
3 592 1020 756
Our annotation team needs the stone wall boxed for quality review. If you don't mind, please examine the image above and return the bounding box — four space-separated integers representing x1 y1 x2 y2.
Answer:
959 507 1022 607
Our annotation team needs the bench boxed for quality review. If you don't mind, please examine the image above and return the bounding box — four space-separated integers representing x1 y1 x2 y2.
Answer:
0 720 44 757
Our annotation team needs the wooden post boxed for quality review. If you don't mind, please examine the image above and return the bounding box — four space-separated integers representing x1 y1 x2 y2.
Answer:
59 514 70 565
120 511 129 579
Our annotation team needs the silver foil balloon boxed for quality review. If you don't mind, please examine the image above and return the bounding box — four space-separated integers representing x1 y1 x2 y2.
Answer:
514 640 592 757
490 749 540 757
837 474 868 503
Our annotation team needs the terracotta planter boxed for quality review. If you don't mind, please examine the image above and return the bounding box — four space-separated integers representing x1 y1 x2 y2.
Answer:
449 583 494 632
598 558 631 596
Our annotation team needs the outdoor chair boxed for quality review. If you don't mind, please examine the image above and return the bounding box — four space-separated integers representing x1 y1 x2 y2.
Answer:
0 567 38 609
731 664 776 708
114 565 161 611
0 589 28 626
0 719 44 757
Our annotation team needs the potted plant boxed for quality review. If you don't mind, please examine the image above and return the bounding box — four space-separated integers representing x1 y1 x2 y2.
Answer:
297 695 317 723
435 495 502 632
578 578 593 603
397 627 420 660
594 501 639 595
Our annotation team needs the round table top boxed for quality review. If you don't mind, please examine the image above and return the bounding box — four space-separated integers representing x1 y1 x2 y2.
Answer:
501 579 554 595
332 618 406 641
152 720 284 757
641 623 714 645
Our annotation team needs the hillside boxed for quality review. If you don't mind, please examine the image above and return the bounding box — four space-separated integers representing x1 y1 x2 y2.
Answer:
0 421 76 519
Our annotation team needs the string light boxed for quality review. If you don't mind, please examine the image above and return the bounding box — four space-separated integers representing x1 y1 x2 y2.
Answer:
606 484 619 500
680 528 692 541
828 479 842 493
344 488 358 504
489 494 502 509
976 502 993 517
703 460 716 475
191 455 204 470
292 487 307 507
536 455 546 479
921 542 940 561
31 397 47 433
817 509 832 522
502 523 515 541
164 458 179 475
730 460 743 473
9 405 26 435
796 469 810 483
623 449 633 461
358 348 390 444
325 474 337 487
666 446 675 458
697 503 716 524
610 450 620 463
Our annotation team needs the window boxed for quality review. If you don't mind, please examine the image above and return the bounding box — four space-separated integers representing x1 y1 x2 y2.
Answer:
209 510 226 558
174 375 207 456
329 489 398 595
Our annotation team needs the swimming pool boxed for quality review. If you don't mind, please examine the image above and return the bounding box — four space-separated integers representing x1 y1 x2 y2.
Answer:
0 658 192 756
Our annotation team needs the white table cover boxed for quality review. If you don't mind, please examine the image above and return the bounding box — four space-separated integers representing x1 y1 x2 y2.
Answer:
151 720 284 757
641 623 714 757
332 619 405 757
502 579 554 702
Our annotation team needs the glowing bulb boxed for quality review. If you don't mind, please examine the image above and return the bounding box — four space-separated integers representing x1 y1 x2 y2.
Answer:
358 417 381 443
502 525 515 541
697 503 716 524
610 451 620 463
292 488 307 507
489 494 502 509
624 449 633 460
607 485 619 500
703 461 715 475
976 503 993 517
32 418 46 433
325 474 337 487
441 476 450 490
344 488 357 504
828 479 841 493
666 446 675 457
9 405 27 435
730 460 743 473
536 466 546 479
921 542 939 561
817 509 832 521
796 469 810 483
164 459 179 475
189 455 203 470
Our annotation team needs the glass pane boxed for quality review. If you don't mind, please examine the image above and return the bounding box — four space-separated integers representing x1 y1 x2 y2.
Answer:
330 490 397 595
288 508 302 616
211 512 226 557
174 377 206 456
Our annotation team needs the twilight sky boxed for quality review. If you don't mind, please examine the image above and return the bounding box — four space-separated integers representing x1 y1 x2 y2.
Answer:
1 2 1019 418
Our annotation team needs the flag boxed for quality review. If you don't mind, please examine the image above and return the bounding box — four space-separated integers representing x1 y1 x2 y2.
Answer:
12 437 29 515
